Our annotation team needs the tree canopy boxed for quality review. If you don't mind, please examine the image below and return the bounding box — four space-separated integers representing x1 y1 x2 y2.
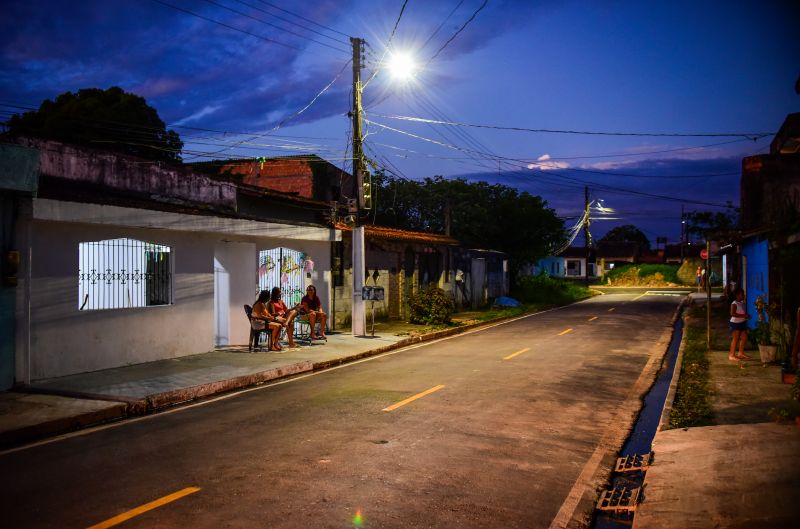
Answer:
4 87 183 163
598 224 650 250
372 173 565 280
685 208 738 241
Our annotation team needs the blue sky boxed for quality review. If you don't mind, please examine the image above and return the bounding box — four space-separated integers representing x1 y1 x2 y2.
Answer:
1 0 797 243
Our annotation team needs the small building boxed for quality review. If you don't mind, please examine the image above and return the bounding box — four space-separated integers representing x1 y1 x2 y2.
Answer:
530 247 599 279
739 112 800 335
4 138 338 385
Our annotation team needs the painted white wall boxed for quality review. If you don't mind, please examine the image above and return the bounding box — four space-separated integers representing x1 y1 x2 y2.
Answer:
19 199 335 380
214 241 257 347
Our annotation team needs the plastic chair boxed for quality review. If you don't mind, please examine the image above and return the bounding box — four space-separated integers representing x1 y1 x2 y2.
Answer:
244 304 272 352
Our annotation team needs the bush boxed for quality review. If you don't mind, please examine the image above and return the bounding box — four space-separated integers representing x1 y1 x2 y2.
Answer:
408 285 454 325
513 273 592 305
604 264 680 286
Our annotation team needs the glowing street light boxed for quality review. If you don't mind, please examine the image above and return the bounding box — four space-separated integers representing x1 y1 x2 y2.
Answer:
386 51 417 81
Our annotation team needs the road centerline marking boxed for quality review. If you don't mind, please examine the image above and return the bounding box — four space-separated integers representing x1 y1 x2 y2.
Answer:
558 328 573 336
588 316 598 322
608 307 616 312
503 347 530 360
86 487 201 529
633 292 648 301
382 385 445 412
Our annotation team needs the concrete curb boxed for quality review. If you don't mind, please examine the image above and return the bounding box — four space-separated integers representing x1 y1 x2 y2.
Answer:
0 401 128 450
658 307 689 432
145 361 314 411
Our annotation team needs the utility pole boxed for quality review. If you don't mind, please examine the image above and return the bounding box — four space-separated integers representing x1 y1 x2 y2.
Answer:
583 186 590 286
680 204 685 262
350 37 367 336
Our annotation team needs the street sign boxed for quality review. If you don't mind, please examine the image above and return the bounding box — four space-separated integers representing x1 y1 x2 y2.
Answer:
700 248 708 260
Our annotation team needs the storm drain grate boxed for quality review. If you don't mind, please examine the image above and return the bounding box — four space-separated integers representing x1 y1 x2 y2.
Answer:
596 485 641 514
614 452 652 472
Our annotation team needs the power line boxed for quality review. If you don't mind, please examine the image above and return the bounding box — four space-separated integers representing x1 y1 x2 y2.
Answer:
198 0 349 54
149 0 303 51
373 113 774 139
427 0 489 64
420 0 465 51
362 118 736 208
229 0 349 45
251 0 351 39
186 58 352 159
363 0 410 89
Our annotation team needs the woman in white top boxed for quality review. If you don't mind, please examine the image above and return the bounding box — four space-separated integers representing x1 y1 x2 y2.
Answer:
729 288 751 361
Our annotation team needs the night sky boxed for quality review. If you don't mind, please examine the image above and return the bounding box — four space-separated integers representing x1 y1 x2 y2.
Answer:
1 0 797 244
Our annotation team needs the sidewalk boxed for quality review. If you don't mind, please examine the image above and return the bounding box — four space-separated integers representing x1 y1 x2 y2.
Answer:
0 314 506 450
634 304 800 528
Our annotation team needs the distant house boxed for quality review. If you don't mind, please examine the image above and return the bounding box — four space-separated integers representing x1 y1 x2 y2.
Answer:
3 138 337 385
738 112 800 333
530 246 599 279
332 224 508 325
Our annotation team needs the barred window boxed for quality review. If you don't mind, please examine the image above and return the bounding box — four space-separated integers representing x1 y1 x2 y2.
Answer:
78 238 172 310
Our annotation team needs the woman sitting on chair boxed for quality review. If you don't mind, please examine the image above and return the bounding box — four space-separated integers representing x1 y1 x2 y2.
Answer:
252 290 282 351
301 285 327 340
267 286 299 349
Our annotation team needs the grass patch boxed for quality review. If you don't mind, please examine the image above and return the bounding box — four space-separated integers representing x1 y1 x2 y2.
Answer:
513 273 596 306
604 263 683 286
669 305 714 428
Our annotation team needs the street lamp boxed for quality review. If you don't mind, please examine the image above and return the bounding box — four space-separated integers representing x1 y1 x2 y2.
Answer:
349 39 416 336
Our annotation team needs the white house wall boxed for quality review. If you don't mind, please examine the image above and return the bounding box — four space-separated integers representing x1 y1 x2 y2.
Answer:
16 199 334 381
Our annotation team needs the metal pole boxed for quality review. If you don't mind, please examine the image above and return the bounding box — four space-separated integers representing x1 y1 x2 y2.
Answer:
350 37 366 336
583 186 590 286
706 240 711 350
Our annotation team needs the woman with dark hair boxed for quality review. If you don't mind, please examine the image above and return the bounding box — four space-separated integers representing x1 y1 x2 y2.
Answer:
301 285 327 340
252 290 282 351
267 286 299 349
729 288 751 361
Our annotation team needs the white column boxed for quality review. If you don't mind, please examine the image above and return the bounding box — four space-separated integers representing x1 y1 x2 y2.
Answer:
352 226 366 336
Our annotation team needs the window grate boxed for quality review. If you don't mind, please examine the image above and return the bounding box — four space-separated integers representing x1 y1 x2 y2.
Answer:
78 238 172 310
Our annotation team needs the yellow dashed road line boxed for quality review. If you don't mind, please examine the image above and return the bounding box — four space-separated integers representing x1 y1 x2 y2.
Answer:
86 487 201 529
503 347 530 360
588 316 598 322
383 385 446 412
558 328 573 336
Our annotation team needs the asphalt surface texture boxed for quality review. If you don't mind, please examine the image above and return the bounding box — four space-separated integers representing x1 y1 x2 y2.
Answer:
1 293 680 529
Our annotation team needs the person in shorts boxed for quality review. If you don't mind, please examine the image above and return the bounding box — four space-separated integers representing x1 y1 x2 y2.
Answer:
729 288 751 361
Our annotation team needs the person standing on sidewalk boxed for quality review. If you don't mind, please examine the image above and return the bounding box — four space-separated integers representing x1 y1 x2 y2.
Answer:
696 266 702 292
729 288 751 361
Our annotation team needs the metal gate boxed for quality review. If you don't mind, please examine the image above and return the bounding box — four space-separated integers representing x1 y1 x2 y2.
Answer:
257 247 310 307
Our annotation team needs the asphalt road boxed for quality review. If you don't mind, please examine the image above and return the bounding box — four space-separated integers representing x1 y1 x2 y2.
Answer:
1 293 680 529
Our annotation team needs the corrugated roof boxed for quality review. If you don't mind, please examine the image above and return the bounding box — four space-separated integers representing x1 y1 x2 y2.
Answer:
336 223 459 245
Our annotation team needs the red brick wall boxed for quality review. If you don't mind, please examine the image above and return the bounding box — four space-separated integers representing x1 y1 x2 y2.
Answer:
221 160 314 198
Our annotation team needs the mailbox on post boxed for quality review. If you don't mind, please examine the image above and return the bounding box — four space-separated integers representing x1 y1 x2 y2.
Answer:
361 286 384 336
361 286 385 301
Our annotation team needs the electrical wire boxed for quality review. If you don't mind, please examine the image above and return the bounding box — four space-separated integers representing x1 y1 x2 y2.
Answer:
229 0 350 45
372 113 774 140
363 0 409 89
198 0 349 54
426 0 488 64
420 0 465 51
251 0 351 39
149 0 303 51
185 59 352 159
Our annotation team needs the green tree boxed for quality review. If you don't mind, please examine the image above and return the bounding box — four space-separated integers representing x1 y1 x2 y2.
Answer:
372 173 565 284
685 207 738 242
4 87 183 163
598 224 651 251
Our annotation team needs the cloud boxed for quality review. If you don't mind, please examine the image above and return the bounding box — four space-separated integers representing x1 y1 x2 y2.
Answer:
527 153 570 170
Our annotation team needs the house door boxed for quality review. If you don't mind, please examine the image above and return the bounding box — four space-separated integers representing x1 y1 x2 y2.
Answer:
470 258 486 308
214 257 230 347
